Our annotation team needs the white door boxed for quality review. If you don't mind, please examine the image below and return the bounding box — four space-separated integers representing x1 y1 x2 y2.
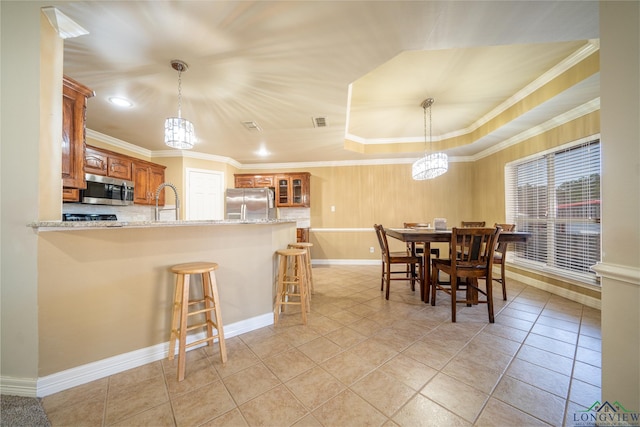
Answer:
186 168 225 220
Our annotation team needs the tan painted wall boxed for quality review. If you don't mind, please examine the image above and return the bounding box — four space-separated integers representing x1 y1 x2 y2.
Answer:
37 222 295 376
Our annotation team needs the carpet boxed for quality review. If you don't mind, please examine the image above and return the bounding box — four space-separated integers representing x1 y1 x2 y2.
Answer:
0 395 50 427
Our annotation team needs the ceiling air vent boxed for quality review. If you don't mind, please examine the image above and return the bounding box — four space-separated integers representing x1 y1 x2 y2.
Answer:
312 116 328 128
241 121 262 131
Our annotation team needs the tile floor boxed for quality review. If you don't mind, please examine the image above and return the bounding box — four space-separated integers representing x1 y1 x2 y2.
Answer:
42 265 601 426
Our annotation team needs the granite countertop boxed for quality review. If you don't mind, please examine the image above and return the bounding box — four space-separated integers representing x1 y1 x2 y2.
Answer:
29 218 296 232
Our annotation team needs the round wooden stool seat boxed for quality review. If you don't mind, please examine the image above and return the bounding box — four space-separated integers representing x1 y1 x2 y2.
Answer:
274 248 309 325
277 248 306 257
171 262 218 275
169 261 226 382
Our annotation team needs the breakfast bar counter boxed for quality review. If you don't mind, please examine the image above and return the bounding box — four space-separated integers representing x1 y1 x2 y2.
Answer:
35 220 296 379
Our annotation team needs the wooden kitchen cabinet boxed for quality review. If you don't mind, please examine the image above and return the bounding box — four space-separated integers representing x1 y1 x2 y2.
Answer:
85 146 132 181
234 174 275 188
62 76 94 189
276 173 310 207
132 160 166 205
234 172 310 207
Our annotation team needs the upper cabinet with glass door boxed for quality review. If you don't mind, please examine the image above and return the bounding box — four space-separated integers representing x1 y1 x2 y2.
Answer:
276 173 310 207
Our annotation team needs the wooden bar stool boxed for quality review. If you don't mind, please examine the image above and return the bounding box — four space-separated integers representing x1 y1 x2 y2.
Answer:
288 242 314 295
274 248 309 326
169 262 227 381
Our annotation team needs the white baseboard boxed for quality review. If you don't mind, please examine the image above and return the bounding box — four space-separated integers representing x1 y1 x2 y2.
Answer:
313 259 378 266
0 312 273 398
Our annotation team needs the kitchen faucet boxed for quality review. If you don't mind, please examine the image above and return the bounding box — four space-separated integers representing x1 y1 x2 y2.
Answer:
155 182 180 221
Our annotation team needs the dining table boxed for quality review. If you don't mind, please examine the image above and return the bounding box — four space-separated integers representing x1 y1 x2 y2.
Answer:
384 227 531 303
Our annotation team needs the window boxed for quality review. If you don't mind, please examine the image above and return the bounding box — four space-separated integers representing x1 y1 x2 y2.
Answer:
505 137 601 284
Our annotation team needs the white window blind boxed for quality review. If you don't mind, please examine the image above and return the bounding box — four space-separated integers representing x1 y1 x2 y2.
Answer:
505 138 601 284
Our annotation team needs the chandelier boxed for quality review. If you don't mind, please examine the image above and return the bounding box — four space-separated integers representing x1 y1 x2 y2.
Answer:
412 98 448 180
164 60 195 149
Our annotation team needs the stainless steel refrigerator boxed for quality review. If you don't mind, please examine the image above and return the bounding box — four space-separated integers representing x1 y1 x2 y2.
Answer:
225 188 276 220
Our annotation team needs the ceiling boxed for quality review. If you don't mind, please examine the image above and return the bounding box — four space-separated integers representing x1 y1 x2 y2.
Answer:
55 1 600 166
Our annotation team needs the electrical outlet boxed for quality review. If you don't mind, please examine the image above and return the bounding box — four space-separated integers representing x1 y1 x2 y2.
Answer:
331 205 336 212
369 246 374 253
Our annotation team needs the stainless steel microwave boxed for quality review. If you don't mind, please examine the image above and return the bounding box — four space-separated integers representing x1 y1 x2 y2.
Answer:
81 174 134 206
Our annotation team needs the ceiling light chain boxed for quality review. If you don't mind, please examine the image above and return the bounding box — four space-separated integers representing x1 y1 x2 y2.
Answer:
164 60 195 150
412 97 448 180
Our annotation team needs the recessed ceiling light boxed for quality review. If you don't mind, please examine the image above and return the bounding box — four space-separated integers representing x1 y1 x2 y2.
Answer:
108 97 133 107
256 147 270 156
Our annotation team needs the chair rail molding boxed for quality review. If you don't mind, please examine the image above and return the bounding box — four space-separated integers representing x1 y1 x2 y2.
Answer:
592 262 640 287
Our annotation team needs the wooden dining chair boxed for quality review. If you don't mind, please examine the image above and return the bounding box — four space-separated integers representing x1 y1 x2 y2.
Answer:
493 223 516 300
461 221 486 227
403 222 441 259
431 226 501 322
374 224 423 300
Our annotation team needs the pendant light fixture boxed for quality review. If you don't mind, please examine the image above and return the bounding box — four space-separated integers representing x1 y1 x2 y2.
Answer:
412 97 448 180
164 60 195 149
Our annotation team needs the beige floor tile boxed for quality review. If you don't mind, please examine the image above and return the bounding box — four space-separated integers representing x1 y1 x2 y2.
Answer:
349 338 399 366
45 395 106 427
105 375 169 425
108 361 164 390
164 356 220 396
420 373 490 423
262 347 315 382
324 325 367 349
109 402 175 426
568 378 601 408
222 363 280 405
575 346 601 367
171 380 236 427
402 339 457 370
40 265 601 427
42 378 108 414
492 376 565 426
305 314 343 335
370 326 421 351
243 332 293 359
297 336 343 363
475 397 550 426
536 314 580 333
312 389 387 426
285 365 345 410
291 413 323 427
238 384 308 426
351 370 417 417
392 394 471 427
441 355 504 394
493 314 534 331
531 323 578 344
320 349 378 386
541 307 582 323
209 338 261 378
274 324 322 347
499 307 540 322
515 344 574 376
200 408 248 427
505 358 570 398
572 360 601 387
523 333 576 358
578 334 601 352
466 331 521 357
378 353 438 391
482 322 529 343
